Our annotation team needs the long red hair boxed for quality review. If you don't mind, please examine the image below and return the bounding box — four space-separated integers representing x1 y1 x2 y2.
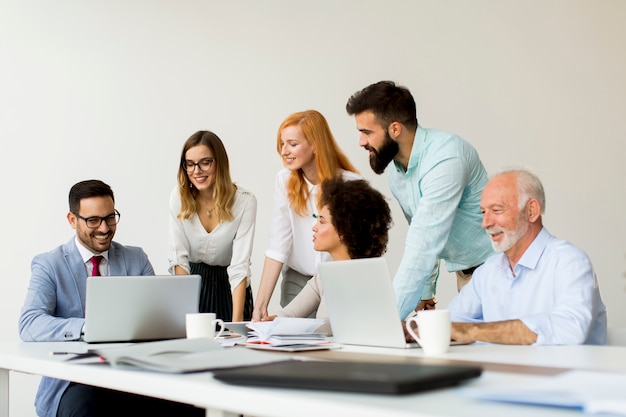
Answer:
276 110 358 216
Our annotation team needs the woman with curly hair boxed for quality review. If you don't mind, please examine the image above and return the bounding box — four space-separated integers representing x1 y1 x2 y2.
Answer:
268 177 392 334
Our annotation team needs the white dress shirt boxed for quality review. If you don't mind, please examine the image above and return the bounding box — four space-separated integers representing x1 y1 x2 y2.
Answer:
74 237 109 277
448 227 607 345
168 186 257 291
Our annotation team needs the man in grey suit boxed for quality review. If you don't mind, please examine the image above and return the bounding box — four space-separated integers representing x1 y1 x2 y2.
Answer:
19 179 202 417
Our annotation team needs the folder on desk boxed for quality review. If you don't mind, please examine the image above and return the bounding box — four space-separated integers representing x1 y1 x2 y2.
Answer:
213 360 482 395
91 338 286 373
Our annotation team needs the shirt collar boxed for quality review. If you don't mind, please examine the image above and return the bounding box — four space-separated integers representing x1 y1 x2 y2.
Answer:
74 236 109 263
516 227 551 271
393 126 426 174
492 227 551 275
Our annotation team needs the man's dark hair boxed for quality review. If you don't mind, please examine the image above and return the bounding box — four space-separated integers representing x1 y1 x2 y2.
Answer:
346 80 418 131
320 177 392 259
68 180 115 213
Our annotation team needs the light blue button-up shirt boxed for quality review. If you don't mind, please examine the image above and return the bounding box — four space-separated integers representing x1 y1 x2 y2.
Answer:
448 227 607 345
388 126 494 319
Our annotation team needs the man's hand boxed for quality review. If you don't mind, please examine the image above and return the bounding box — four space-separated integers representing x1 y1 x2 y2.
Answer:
401 320 417 343
451 320 537 345
414 297 437 311
402 298 436 342
450 322 476 343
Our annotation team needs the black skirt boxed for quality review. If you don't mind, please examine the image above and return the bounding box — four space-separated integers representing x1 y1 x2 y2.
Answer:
189 262 253 322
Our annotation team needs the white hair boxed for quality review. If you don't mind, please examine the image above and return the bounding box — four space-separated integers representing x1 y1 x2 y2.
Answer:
492 168 545 214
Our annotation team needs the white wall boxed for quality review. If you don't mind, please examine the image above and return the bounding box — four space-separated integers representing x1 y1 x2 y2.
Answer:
2 1 625 415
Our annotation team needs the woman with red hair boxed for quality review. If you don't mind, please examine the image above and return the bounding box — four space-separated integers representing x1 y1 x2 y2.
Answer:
253 110 360 321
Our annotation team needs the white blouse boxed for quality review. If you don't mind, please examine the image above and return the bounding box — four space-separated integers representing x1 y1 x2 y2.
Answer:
264 168 362 276
168 186 257 291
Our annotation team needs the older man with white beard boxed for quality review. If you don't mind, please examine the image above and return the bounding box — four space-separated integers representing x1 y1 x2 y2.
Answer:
446 169 607 345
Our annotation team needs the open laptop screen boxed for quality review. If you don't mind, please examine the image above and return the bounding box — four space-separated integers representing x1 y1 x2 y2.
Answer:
83 274 200 343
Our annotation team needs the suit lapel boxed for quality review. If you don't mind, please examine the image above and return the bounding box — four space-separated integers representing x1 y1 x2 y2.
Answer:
107 242 127 276
62 238 89 309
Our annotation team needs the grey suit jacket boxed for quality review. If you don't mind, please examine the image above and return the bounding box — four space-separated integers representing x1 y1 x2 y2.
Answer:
18 238 154 417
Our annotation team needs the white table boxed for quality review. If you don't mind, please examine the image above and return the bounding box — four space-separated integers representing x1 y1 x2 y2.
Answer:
325 342 626 372
1 341 624 417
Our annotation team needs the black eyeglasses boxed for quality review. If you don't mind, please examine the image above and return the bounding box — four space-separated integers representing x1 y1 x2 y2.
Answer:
183 158 215 173
73 210 121 229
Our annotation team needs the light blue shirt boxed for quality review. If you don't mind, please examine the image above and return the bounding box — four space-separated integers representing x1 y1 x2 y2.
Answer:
448 228 607 345
388 126 494 319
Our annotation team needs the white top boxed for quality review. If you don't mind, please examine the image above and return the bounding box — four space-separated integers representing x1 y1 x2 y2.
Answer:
168 186 257 290
264 168 362 276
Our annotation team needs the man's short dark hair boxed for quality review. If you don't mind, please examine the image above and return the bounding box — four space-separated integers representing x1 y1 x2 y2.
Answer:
346 80 418 131
69 180 115 213
320 177 392 259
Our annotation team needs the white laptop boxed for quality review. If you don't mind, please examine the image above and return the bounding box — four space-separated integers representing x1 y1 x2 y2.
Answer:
83 274 201 343
319 258 462 349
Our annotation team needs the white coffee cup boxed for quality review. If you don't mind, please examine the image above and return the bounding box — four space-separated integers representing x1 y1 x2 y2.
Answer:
405 309 451 355
185 313 225 339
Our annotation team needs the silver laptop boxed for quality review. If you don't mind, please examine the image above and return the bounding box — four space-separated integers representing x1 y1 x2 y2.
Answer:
319 258 461 349
83 274 201 343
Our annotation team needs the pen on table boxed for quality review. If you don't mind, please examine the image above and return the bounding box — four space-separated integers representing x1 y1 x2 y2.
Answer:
49 351 104 362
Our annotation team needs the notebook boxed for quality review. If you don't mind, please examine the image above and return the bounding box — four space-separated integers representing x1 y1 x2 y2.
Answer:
319 258 464 349
83 274 201 343
213 360 482 394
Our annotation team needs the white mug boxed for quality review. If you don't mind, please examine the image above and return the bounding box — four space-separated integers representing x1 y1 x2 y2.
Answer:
185 313 225 339
405 309 451 355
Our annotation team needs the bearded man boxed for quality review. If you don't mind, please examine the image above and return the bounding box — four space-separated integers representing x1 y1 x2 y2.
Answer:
446 169 607 345
346 80 494 320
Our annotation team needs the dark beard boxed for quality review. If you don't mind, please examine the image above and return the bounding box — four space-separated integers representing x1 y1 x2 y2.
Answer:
368 133 399 174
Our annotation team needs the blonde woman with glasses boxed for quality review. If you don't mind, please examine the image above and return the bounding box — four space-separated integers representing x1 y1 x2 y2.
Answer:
169 131 256 322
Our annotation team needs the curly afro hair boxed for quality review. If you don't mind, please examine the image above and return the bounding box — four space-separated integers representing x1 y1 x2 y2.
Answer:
319 177 392 259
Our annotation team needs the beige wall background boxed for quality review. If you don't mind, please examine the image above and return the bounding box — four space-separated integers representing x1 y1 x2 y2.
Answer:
2 1 625 415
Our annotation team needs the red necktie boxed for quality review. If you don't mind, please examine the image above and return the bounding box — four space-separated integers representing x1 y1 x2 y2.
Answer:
90 256 103 277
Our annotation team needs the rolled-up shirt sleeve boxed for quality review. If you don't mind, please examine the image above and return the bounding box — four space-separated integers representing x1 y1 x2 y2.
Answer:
392 156 467 319
226 191 257 290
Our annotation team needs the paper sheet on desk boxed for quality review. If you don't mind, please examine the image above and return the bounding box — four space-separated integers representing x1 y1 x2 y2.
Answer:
461 370 626 415
90 338 290 373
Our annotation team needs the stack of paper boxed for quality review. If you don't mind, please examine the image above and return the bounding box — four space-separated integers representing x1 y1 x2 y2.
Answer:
246 317 329 346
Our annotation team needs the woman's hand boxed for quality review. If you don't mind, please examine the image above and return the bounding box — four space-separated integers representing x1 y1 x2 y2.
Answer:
252 306 269 321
